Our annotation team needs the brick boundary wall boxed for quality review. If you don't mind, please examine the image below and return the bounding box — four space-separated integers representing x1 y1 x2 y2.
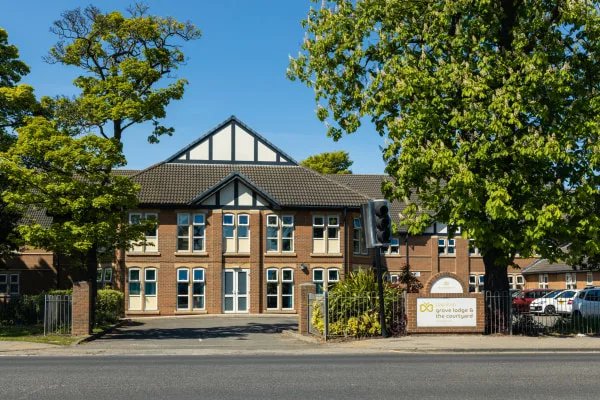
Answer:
72 281 91 336
406 292 485 334
298 283 316 335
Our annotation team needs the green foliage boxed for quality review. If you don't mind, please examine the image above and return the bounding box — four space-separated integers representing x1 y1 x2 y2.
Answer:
0 294 44 326
0 28 40 257
289 0 600 282
300 150 353 174
311 269 403 337
45 4 201 142
96 289 124 326
0 117 151 257
396 264 424 294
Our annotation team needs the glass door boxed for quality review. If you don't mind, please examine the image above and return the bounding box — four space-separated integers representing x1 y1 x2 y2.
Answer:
223 269 249 313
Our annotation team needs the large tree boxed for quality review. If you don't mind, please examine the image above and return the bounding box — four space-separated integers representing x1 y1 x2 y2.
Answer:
0 28 39 257
1 117 151 324
289 0 600 292
300 150 353 174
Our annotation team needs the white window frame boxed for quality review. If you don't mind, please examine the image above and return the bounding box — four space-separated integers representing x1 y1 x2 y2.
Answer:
129 212 159 253
516 275 524 289
192 214 206 252
352 217 362 255
266 268 280 310
281 268 294 310
223 213 235 239
144 268 157 297
539 273 549 289
128 268 141 296
468 239 480 256
192 268 206 310
177 268 190 310
266 215 295 253
328 268 340 290
237 214 250 239
438 237 456 256
387 237 400 255
312 215 341 254
266 215 280 252
177 213 191 252
587 271 594 286
566 272 577 290
312 268 325 294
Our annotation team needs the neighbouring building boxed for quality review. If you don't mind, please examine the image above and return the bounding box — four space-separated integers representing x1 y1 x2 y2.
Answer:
1 116 595 314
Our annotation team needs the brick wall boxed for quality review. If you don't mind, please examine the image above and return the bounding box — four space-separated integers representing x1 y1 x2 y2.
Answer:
72 281 91 336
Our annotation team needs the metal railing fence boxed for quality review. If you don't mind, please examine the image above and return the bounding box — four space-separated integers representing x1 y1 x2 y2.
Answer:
44 295 72 335
485 290 600 336
308 291 406 340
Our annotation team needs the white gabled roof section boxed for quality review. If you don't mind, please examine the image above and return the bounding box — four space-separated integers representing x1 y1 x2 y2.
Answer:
166 116 297 165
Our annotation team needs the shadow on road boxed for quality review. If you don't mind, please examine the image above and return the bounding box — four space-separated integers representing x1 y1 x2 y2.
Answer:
103 321 298 341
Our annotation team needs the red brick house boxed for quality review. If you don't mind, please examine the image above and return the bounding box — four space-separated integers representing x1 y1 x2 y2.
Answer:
4 116 592 314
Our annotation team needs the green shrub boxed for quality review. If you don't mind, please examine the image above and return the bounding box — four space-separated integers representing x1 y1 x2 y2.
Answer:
47 289 73 296
95 289 124 326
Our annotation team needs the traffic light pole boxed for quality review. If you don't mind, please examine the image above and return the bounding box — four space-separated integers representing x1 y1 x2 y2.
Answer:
374 247 388 338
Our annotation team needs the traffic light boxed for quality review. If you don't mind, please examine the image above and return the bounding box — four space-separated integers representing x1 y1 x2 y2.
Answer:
362 199 392 248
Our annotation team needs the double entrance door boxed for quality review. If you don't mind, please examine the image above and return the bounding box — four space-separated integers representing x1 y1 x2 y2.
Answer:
223 269 249 313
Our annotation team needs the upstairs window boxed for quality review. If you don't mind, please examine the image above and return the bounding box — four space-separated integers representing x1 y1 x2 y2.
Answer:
469 239 480 256
352 217 367 255
539 273 549 289
129 212 158 252
313 215 340 254
223 213 250 253
438 238 455 255
266 215 295 252
0 274 19 295
177 213 206 252
566 272 577 290
385 237 400 255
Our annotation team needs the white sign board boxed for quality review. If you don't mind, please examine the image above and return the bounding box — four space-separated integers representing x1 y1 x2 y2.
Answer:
430 277 463 293
417 298 477 327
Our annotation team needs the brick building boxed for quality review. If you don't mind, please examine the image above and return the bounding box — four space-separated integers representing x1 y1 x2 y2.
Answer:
1 116 595 313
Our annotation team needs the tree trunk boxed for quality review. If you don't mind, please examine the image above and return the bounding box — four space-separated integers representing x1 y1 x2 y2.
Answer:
85 246 98 328
482 248 511 334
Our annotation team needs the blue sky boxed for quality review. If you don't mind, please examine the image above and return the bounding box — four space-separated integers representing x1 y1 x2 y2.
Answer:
2 0 386 173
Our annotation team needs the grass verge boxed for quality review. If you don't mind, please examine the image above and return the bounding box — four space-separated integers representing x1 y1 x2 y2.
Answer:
0 325 78 346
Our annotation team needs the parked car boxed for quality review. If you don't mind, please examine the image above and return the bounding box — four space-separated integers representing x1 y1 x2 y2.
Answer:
530 289 579 315
571 287 600 318
512 289 554 313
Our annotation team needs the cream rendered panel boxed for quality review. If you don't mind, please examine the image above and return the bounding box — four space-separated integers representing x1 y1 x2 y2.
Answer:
145 296 157 311
129 296 142 311
437 223 448 234
238 238 250 253
145 238 157 252
257 141 277 162
178 154 186 160
212 125 232 161
328 238 340 254
189 139 209 160
280 156 287 163
225 238 236 253
256 195 266 206
220 182 235 206
238 183 253 206
313 239 325 254
202 194 216 206
235 126 255 161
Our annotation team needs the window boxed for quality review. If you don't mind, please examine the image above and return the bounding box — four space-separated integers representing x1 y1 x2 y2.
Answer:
177 213 206 252
312 268 340 294
515 275 524 290
128 269 141 295
129 212 158 252
145 268 157 296
468 274 484 292
566 272 577 290
177 268 190 309
539 273 549 289
266 215 295 253
192 268 205 309
438 238 456 255
469 239 480 256
352 218 363 255
0 274 18 295
587 272 594 286
223 213 250 253
386 237 400 255
265 268 295 310
313 215 340 254
96 268 113 289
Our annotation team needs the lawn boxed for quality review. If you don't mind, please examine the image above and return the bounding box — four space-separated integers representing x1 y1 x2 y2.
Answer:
0 325 78 346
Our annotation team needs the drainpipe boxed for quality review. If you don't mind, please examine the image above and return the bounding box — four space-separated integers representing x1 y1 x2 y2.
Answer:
343 207 348 277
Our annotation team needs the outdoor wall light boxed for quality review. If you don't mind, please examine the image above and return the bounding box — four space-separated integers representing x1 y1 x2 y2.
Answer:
300 263 309 273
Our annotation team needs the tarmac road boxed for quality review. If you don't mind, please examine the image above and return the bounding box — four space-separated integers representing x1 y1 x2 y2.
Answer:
2 354 600 400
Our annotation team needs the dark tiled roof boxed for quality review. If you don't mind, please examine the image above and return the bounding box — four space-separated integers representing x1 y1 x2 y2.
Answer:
132 163 370 207
522 259 574 275
20 206 52 228
325 174 422 229
112 169 140 177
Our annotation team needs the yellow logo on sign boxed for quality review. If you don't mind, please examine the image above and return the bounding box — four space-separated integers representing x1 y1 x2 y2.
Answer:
420 303 434 312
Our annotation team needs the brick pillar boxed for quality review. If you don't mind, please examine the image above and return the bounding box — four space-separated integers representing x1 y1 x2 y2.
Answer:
208 211 223 314
72 281 92 336
250 212 262 313
455 238 469 283
299 283 316 335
